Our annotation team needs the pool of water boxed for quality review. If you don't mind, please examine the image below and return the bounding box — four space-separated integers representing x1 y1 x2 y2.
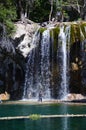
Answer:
0 101 86 130
0 117 86 130
0 102 86 117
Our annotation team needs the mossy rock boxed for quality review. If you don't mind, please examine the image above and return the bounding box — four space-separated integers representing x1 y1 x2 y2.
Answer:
39 21 86 49
70 22 86 45
39 27 47 34
70 24 80 44
80 22 86 40
50 27 60 53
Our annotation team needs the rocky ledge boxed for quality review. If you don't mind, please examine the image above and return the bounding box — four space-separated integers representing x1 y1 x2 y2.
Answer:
12 21 40 57
0 91 10 100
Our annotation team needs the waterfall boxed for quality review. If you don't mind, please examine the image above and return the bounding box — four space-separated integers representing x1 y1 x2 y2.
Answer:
23 29 40 99
23 29 51 100
23 24 71 100
58 26 70 99
40 29 51 99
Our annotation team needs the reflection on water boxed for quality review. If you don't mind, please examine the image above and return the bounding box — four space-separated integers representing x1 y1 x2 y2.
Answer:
0 117 86 130
61 105 68 130
0 103 86 130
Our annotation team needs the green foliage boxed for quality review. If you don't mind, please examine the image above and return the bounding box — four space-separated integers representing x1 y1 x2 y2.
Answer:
29 0 60 22
5 20 16 36
0 0 85 36
29 114 41 120
0 0 17 35
29 0 51 22
55 0 85 21
63 10 69 19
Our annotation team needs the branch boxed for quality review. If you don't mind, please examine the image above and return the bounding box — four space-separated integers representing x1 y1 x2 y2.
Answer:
62 3 83 14
49 0 54 22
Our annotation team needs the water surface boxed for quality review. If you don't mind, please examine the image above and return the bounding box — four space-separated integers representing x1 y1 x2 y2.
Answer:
0 101 86 130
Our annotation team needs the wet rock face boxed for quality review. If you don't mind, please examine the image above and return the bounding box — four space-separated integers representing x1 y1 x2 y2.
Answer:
81 40 86 95
70 40 86 95
0 54 25 100
66 93 84 101
0 21 40 100
0 24 25 100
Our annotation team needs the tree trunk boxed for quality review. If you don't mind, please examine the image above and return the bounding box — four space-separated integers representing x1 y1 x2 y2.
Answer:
80 0 86 20
49 0 54 22
83 0 86 20
15 0 25 21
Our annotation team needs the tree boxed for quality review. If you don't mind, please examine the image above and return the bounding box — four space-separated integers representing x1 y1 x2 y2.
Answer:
60 0 86 20
0 0 17 34
64 0 81 19
81 0 86 20
0 0 16 22
15 0 35 21
49 0 54 22
29 0 51 22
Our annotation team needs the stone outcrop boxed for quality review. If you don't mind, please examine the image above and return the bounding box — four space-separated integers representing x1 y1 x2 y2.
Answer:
13 21 40 57
65 93 84 101
0 91 10 100
71 63 79 71
0 23 25 100
0 21 40 100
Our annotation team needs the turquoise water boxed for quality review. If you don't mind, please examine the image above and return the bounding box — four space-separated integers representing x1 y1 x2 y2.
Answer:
0 102 86 117
0 102 86 130
0 117 86 130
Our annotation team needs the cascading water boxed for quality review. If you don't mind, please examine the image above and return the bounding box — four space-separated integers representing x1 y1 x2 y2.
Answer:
23 29 51 100
58 26 70 99
22 22 86 100
23 29 40 99
23 25 71 100
40 29 51 99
